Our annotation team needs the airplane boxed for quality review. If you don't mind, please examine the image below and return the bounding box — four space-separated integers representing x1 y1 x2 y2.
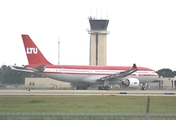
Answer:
9 34 159 90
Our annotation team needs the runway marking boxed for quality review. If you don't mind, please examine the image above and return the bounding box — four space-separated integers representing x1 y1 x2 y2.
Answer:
0 90 176 96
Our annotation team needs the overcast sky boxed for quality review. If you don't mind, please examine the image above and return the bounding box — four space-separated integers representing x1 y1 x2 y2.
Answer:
0 0 176 71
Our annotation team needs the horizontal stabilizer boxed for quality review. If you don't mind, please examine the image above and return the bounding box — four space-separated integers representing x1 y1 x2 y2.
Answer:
9 66 38 73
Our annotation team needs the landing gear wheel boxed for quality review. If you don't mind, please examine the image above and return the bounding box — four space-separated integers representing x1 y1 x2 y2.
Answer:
98 86 110 90
142 86 146 90
76 85 88 90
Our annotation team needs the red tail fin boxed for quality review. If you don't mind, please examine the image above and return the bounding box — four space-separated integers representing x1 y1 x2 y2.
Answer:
21 34 52 65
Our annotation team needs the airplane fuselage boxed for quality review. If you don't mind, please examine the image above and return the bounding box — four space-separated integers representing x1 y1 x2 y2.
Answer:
31 65 158 85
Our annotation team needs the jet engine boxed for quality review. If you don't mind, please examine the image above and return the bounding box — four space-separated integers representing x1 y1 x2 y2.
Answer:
122 78 139 88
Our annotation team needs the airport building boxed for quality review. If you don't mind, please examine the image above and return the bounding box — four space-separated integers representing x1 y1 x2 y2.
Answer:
148 78 176 90
87 17 109 65
24 77 176 90
25 78 70 89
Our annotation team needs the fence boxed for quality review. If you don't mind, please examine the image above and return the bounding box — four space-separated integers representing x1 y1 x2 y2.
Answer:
0 113 176 120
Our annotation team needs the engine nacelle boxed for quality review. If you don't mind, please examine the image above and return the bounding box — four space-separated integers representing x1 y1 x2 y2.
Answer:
122 78 139 88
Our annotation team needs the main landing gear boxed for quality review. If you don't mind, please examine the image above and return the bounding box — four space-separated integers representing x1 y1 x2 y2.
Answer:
98 85 110 90
76 85 89 90
141 83 148 90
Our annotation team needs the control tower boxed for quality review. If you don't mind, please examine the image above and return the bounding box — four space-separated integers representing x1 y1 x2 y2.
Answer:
88 17 109 66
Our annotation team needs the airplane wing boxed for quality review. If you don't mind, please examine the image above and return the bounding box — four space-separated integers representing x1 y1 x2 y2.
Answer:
100 63 137 80
82 64 138 83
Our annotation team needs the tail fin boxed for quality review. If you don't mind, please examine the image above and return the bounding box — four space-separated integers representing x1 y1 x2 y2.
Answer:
21 34 52 65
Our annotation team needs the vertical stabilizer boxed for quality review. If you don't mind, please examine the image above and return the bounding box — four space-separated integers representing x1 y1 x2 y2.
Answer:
21 34 52 65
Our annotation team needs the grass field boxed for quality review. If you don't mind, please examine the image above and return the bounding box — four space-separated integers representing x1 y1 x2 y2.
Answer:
0 95 176 120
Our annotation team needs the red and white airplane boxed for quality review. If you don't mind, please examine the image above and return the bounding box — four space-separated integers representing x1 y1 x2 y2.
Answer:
10 35 159 90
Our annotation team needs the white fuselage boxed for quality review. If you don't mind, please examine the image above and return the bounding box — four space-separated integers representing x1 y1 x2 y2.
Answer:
38 67 158 85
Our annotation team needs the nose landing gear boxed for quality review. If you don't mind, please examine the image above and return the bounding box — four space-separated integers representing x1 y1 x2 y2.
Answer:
141 83 148 90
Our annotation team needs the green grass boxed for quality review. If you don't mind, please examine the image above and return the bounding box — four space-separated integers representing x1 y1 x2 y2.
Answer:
0 95 176 120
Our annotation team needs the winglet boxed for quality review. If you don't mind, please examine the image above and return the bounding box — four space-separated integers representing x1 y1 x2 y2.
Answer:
132 64 137 69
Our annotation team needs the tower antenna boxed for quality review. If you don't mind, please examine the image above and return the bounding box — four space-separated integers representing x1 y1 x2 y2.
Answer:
100 9 102 19
58 37 61 65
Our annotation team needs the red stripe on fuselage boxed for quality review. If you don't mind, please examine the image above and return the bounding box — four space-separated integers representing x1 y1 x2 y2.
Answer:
41 72 158 76
43 65 154 71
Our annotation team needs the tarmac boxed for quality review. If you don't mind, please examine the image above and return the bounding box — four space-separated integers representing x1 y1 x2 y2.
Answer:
0 90 176 96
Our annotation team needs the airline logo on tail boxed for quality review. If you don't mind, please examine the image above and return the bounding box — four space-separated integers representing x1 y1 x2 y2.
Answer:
26 48 38 54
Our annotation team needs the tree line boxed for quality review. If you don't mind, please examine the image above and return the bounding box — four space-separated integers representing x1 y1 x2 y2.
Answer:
156 68 176 78
0 65 176 84
0 65 43 84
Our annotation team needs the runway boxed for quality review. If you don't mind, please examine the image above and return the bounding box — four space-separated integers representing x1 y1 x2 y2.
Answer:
0 90 176 96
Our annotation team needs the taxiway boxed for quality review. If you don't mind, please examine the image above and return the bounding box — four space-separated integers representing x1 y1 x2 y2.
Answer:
0 90 176 96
